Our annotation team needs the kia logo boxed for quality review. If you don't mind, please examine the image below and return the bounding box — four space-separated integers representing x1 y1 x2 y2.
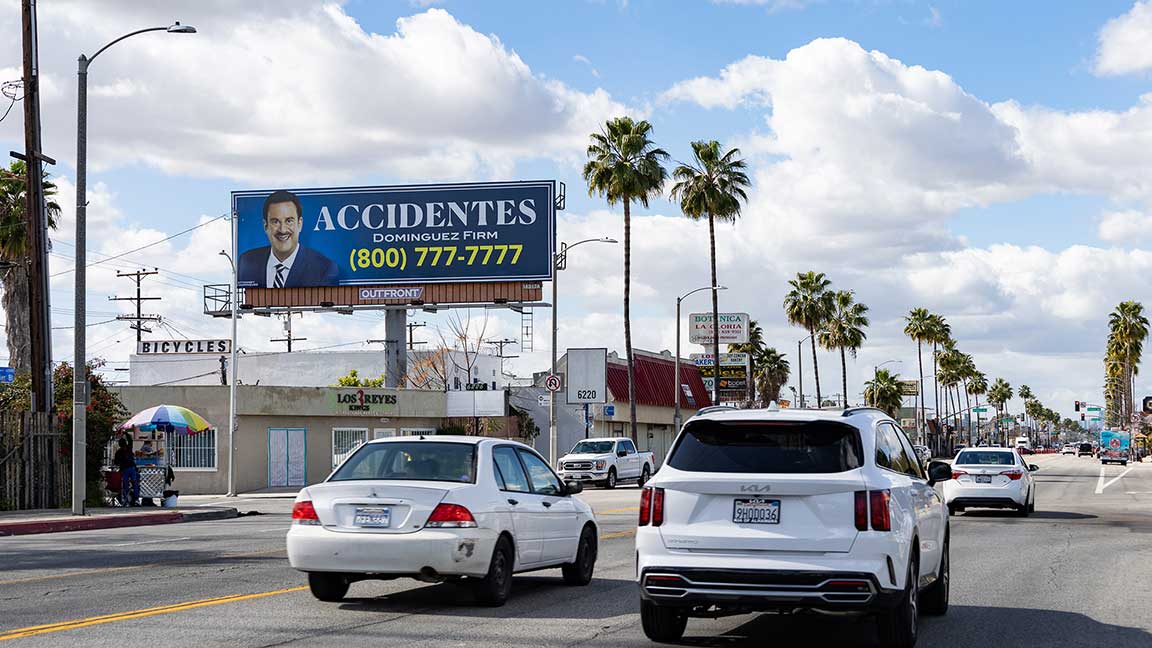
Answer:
740 484 771 492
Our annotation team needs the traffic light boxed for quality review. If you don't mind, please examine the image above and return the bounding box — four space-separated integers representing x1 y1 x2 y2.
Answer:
1080 413 1086 421
1074 401 1081 412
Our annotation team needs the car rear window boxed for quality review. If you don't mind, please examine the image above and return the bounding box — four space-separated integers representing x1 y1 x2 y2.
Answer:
954 451 1016 466
1079 444 1093 452
330 442 476 483
667 421 863 473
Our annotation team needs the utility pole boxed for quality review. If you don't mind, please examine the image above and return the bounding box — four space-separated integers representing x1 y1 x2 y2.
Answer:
406 321 426 350
485 338 519 379
20 0 53 414
218 355 227 386
109 269 160 342
271 310 305 352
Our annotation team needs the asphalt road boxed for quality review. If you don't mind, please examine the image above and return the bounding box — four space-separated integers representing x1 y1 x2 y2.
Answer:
2 455 1151 647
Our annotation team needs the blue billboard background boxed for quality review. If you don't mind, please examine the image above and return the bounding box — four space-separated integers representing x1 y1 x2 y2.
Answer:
232 181 555 288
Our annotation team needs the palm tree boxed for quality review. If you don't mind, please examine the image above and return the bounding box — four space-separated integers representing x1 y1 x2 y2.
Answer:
865 368 904 418
729 319 765 404
987 378 1014 445
967 371 988 444
818 290 869 408
784 271 833 407
926 313 951 428
0 161 60 374
1018 384 1034 437
755 348 790 407
903 308 933 437
672 140 751 405
584 117 668 435
1108 301 1149 429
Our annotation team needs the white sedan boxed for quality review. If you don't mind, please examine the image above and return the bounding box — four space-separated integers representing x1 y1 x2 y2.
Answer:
287 436 599 606
943 447 1038 516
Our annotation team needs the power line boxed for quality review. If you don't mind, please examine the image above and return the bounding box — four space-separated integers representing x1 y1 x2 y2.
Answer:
50 214 226 277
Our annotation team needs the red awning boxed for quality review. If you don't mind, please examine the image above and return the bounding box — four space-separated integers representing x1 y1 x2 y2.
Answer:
606 354 712 409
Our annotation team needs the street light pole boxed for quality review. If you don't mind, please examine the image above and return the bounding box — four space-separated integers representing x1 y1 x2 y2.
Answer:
72 22 196 515
674 285 725 430
796 334 813 409
549 237 615 467
219 217 239 497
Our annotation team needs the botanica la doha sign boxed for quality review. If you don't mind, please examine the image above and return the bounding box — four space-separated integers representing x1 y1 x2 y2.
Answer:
233 181 556 288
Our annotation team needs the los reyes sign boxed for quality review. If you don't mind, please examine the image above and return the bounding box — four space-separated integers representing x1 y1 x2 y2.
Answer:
327 388 399 415
233 181 556 288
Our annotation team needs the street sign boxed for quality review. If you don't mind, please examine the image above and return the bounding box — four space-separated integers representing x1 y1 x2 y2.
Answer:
899 380 919 396
0 367 13 383
537 394 549 407
544 374 562 392
688 312 750 345
1087 406 1102 412
566 348 607 404
603 404 615 417
973 407 988 413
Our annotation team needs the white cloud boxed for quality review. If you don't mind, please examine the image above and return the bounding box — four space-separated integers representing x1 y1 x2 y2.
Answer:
573 54 600 77
0 3 631 184
925 6 943 29
1098 209 1152 243
1095 1 1152 76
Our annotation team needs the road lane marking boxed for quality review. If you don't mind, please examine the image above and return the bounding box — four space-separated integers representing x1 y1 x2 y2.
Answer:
96 536 192 548
1096 466 1134 494
600 529 637 540
0 586 308 641
0 548 286 586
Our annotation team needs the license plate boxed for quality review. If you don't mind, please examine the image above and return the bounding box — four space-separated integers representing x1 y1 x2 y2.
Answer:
353 507 391 527
732 498 780 524
975 475 992 484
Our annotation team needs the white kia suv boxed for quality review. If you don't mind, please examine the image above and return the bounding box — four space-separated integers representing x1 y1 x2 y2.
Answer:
635 406 953 648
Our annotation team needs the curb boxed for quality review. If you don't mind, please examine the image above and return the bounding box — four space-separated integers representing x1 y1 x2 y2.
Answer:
0 507 239 537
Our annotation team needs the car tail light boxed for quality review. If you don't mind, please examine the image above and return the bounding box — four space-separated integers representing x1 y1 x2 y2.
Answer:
425 503 478 528
869 490 891 532
952 469 967 480
854 491 868 531
291 500 320 525
1000 469 1023 481
639 487 652 526
652 488 665 527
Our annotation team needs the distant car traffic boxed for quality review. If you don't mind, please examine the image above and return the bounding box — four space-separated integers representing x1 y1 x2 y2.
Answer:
1060 444 1078 455
287 436 598 606
1016 446 1035 455
1077 443 1094 457
944 448 1038 516
635 406 953 648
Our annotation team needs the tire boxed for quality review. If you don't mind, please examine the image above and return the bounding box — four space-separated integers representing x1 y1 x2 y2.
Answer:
876 550 918 648
604 468 617 490
638 465 650 487
947 504 956 517
562 525 597 586
307 572 350 602
640 599 688 643
921 534 949 616
473 535 514 606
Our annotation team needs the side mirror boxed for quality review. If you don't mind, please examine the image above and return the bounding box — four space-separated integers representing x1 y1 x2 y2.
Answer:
1029 464 1039 472
617 450 627 457
564 480 584 495
926 461 952 485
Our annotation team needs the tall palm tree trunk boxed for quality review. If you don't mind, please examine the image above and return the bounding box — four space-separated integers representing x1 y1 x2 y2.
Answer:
1 267 31 374
810 335 822 407
962 381 971 442
932 344 939 430
840 347 848 408
974 394 981 445
916 341 925 441
708 212 720 406
624 199 637 439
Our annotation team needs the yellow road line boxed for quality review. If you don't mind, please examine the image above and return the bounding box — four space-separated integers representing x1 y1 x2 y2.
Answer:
595 507 639 514
0 586 307 641
599 529 637 540
0 548 287 586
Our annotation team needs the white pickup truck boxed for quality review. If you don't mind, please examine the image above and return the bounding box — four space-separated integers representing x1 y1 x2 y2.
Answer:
557 437 655 489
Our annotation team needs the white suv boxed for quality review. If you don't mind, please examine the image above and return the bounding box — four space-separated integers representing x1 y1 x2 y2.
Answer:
635 406 953 647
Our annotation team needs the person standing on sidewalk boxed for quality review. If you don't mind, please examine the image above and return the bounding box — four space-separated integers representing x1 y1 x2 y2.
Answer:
113 437 140 506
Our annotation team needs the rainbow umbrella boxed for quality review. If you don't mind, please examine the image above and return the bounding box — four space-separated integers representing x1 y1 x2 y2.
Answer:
118 404 213 435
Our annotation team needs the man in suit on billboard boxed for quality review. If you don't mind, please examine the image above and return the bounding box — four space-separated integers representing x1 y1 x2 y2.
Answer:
237 190 338 288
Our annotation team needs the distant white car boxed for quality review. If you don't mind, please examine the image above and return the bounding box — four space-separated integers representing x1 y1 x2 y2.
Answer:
1060 444 1077 456
287 436 599 606
943 448 1037 516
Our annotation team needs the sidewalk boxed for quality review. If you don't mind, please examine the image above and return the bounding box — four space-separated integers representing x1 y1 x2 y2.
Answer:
0 505 238 537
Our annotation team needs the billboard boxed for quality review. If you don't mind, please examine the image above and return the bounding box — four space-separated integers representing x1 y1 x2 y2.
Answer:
689 313 750 345
232 181 555 288
566 348 607 404
692 352 750 393
899 380 920 396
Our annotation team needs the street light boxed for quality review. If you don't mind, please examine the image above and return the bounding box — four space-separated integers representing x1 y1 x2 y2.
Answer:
219 236 239 497
796 333 813 409
673 285 726 431
73 21 196 515
549 237 616 467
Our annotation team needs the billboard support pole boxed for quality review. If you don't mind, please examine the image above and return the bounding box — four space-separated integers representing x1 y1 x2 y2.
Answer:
385 309 407 388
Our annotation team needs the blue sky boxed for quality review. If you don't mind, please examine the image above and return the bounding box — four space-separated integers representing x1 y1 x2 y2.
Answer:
2 0 1152 417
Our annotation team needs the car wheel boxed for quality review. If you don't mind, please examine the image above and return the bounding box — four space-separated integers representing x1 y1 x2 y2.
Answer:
947 504 957 516
473 535 514 607
562 526 597 586
638 465 650 487
605 468 617 490
921 534 949 616
307 572 350 602
1016 500 1030 517
876 550 918 648
640 599 688 643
